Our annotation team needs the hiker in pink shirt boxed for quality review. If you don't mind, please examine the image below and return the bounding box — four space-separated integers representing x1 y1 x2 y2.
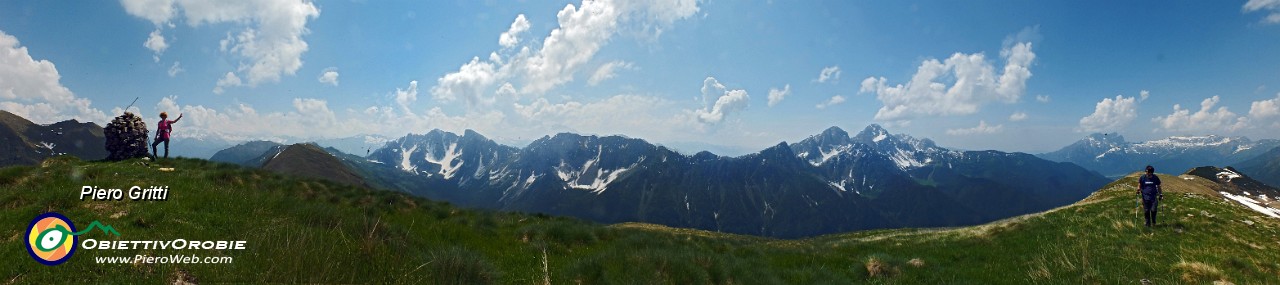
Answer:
151 111 183 159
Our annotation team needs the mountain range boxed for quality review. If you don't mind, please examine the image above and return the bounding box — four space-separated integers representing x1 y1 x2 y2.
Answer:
1039 133 1280 178
1237 146 1280 188
0 110 106 167
342 125 1108 238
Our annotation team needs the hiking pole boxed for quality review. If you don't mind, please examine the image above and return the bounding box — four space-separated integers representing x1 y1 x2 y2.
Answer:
124 97 139 112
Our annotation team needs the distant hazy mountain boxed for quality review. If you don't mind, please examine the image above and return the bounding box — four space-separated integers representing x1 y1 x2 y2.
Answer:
312 134 391 158
1039 133 1280 178
210 140 285 167
163 136 235 159
0 110 107 167
345 125 1108 238
1236 146 1280 188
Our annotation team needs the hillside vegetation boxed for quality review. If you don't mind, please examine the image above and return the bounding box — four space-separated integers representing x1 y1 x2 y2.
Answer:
1 157 1278 284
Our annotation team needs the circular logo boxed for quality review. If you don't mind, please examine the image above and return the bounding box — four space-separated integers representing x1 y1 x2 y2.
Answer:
26 212 77 266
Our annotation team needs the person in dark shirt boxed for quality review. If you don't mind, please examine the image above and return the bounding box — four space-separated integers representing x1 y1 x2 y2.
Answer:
151 112 182 159
1137 165 1163 228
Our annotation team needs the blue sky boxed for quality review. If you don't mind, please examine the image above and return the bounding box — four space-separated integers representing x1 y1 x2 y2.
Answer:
2 0 1280 154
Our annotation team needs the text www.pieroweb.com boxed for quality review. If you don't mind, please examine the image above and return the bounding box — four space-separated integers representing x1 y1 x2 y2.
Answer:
95 254 233 264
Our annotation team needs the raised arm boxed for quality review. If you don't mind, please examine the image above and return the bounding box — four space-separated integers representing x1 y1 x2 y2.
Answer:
173 113 183 123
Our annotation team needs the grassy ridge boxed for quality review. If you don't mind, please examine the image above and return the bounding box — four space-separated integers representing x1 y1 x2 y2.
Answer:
1 157 1279 284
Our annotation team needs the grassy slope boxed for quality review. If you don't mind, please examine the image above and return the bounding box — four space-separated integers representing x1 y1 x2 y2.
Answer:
1 157 1278 284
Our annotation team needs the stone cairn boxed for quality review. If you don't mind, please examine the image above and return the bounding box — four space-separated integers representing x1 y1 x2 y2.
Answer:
104 112 150 161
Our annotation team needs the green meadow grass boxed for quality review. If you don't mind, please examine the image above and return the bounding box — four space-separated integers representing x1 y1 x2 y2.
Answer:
1 156 1278 284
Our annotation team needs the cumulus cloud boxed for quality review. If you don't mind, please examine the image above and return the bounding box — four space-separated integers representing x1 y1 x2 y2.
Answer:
693 77 749 124
0 30 107 124
121 0 321 90
1036 94 1051 103
213 72 242 94
1153 95 1248 133
766 84 790 107
815 66 840 83
517 1 625 94
588 60 635 86
167 61 184 77
815 95 845 109
1009 112 1028 121
120 0 176 25
318 67 339 86
499 14 531 48
394 80 419 113
946 120 1003 135
1250 93 1280 120
1244 0 1280 24
430 56 498 106
432 0 699 105
859 30 1036 123
1139 90 1150 102
1250 93 1280 129
144 29 168 62
1077 95 1137 133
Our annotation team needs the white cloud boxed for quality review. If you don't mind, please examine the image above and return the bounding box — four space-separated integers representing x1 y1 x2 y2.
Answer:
213 72 242 94
517 1 624 94
1009 112 1028 121
121 0 321 89
859 34 1036 122
1250 93 1280 120
394 80 419 113
144 29 168 62
1152 95 1248 133
693 77 749 124
167 61 184 77
120 0 176 25
815 95 845 109
496 82 517 98
1244 0 1280 24
815 66 840 83
1251 93 1280 129
499 14 531 49
1078 95 1137 133
1036 94 1051 103
317 67 339 86
1139 90 1150 102
433 0 699 104
430 56 498 106
588 60 635 86
766 84 790 107
946 120 1003 135
0 30 107 124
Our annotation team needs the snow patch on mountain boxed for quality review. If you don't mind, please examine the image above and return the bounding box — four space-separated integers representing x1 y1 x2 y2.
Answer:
523 172 540 188
1221 191 1280 218
424 142 464 179
1141 135 1234 149
813 145 853 166
554 145 639 194
891 149 926 170
828 180 846 192
399 145 418 173
1217 168 1242 182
